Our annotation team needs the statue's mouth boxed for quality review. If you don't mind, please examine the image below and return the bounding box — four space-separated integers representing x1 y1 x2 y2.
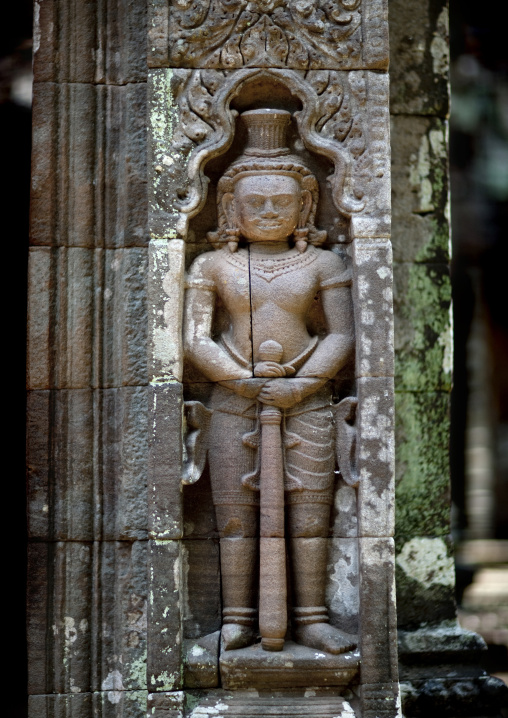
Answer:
256 221 283 229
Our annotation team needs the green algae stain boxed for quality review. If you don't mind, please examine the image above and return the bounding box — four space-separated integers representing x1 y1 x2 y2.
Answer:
414 215 450 265
395 391 451 537
394 262 452 392
128 654 147 690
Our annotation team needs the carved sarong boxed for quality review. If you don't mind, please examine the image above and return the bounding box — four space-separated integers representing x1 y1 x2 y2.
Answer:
208 385 335 513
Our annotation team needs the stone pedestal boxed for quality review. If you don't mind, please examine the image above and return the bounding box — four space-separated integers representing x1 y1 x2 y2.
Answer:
220 643 360 690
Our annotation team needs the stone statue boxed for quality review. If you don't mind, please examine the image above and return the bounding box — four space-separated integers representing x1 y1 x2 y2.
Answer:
183 109 356 658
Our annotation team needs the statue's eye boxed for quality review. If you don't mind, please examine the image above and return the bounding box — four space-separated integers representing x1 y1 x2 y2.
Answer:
273 196 294 208
246 196 264 209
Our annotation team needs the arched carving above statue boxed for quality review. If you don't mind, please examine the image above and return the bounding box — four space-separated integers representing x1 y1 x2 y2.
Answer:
149 68 390 239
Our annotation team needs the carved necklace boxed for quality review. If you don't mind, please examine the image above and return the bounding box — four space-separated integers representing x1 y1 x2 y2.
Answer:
223 245 319 282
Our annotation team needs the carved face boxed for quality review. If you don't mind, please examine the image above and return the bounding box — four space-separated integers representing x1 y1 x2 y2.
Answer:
230 175 304 243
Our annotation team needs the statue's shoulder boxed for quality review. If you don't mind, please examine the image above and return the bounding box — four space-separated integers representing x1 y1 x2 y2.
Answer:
313 247 351 290
314 246 347 274
187 249 220 279
185 249 224 293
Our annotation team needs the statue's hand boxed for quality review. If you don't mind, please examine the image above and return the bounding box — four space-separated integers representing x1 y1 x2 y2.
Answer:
257 379 303 408
258 377 326 408
219 378 267 399
254 361 286 378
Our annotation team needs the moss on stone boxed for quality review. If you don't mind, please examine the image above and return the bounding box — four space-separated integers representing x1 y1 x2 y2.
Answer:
394 262 452 392
413 215 450 265
395 391 450 537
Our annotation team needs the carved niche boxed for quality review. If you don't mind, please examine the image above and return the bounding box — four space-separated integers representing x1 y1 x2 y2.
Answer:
147 2 397 716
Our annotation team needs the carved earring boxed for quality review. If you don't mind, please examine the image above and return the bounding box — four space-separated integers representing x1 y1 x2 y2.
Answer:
294 228 309 253
226 228 240 252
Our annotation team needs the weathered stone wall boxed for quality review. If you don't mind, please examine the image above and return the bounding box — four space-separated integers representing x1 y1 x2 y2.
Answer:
28 1 505 716
28 2 150 715
389 0 453 629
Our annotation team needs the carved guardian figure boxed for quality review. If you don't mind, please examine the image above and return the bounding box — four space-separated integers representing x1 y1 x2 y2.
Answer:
183 109 357 656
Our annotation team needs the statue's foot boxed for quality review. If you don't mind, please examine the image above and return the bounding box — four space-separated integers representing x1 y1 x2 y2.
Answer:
295 622 356 655
222 623 256 651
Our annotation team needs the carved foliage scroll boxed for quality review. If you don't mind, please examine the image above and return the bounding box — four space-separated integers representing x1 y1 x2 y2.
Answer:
165 0 388 70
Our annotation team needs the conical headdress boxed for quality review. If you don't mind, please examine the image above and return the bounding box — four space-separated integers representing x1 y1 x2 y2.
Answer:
241 109 292 158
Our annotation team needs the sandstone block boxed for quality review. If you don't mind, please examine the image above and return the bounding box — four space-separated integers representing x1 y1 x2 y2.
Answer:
97 387 149 541
31 82 58 243
95 249 148 388
182 540 221 640
28 691 148 718
389 0 449 116
183 632 220 688
33 0 147 83
30 84 147 249
391 116 450 264
29 693 93 718
98 84 149 249
28 540 148 696
93 541 148 692
326 537 360 635
353 238 394 378
395 534 456 628
27 390 51 539
358 537 398 686
28 388 148 541
147 691 185 718
51 389 95 539
27 248 95 389
148 382 184 539
395 391 450 538
220 642 360 689
393 262 452 393
159 0 388 70
28 247 149 391
28 542 93 695
360 681 399 718
356 377 395 537
148 0 170 68
148 239 185 383
27 248 52 389
148 540 183 692
171 690 357 718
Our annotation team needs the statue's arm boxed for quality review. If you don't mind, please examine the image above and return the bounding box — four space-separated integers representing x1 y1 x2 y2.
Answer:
183 257 252 382
297 253 354 380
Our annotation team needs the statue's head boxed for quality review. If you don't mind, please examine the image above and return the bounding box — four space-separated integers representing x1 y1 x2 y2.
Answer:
207 109 326 253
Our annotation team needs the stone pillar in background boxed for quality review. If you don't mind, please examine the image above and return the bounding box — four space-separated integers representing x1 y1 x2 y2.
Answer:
26 0 507 717
28 2 150 716
390 0 506 714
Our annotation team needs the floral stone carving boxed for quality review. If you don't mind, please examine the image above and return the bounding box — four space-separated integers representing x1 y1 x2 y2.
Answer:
163 0 388 70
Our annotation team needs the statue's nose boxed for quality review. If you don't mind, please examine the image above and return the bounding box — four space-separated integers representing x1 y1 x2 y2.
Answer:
261 198 278 217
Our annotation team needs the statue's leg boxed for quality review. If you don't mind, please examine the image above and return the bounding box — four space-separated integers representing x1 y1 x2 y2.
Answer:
286 408 356 655
208 403 259 651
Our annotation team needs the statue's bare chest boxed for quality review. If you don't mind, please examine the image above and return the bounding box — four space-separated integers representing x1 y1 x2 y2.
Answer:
214 249 321 314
